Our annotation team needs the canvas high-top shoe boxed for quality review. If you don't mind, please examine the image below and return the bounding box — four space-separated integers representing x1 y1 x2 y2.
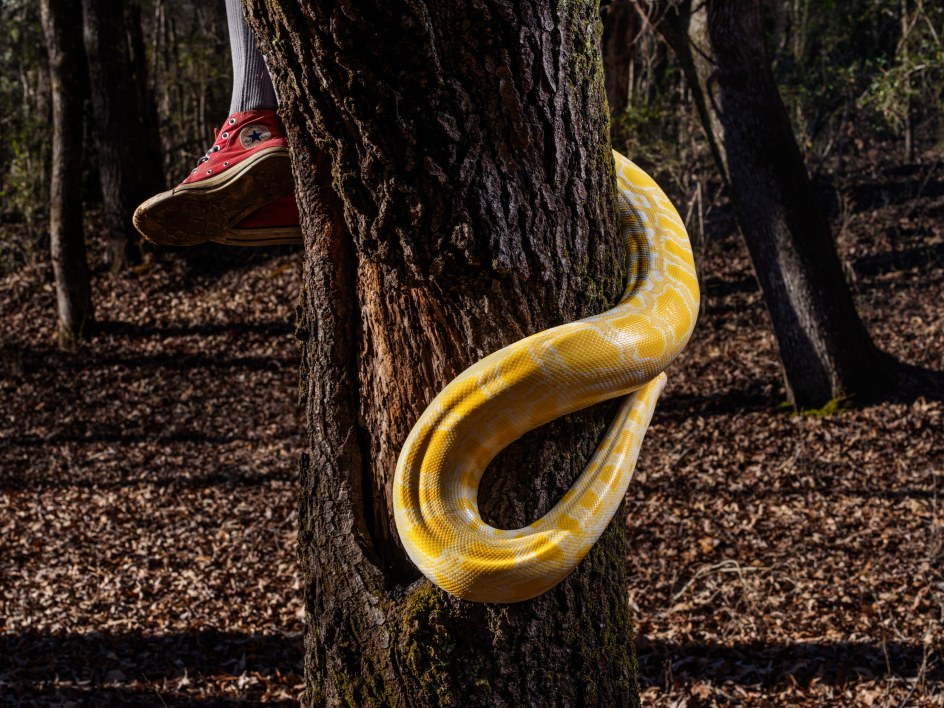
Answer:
213 192 302 246
133 109 293 246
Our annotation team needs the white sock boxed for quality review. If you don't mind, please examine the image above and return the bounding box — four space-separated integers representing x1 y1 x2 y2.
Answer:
225 0 278 114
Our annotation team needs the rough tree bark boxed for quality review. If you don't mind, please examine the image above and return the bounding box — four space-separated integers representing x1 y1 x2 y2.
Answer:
247 1 643 704
638 0 891 408
40 0 93 349
82 0 164 270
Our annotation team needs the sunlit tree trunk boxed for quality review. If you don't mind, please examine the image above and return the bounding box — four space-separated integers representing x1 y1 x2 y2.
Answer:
247 0 643 704
40 0 93 349
644 0 729 183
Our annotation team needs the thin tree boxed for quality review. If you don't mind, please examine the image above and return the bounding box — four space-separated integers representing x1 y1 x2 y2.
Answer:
40 0 93 349
247 0 643 704
82 0 164 270
636 0 891 408
899 0 915 162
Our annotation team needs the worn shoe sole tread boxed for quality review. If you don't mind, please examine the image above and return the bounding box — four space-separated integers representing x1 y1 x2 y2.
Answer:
133 147 293 247
213 225 302 247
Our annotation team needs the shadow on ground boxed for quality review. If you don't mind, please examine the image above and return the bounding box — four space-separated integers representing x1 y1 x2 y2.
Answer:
3 630 938 700
0 630 302 705
637 638 941 688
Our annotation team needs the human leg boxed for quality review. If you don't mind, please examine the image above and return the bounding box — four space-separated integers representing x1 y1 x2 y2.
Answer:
132 2 299 247
225 0 278 114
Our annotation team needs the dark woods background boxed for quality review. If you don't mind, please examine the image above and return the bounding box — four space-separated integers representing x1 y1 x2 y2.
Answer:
1 0 943 704
1 0 231 270
605 0 943 188
3 0 942 268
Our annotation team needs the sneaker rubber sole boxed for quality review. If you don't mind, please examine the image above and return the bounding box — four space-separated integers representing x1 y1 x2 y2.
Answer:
213 225 302 247
133 147 293 247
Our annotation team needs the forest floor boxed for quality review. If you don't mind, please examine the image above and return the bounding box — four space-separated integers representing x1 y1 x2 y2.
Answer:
1 146 943 706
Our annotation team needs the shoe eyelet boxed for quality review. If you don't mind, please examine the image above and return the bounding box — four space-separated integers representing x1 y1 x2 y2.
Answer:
223 162 229 166
229 118 236 125
206 169 212 174
221 132 229 139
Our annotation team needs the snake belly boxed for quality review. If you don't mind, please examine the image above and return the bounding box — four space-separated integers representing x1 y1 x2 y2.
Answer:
392 151 700 603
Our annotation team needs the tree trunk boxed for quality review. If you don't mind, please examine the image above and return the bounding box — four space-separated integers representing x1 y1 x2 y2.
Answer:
247 1 641 704
899 0 915 162
40 0 93 350
642 0 891 408
601 0 638 114
646 0 729 185
82 0 164 271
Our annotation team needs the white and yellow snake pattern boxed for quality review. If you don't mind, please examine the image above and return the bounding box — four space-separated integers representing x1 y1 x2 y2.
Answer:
393 151 699 603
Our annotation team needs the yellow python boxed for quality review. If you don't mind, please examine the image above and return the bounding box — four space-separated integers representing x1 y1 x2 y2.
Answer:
393 151 699 603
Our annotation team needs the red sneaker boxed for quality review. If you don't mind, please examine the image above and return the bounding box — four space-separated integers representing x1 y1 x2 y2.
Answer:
213 192 302 246
133 110 294 246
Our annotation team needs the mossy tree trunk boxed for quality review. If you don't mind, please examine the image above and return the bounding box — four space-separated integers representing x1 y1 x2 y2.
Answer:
246 1 642 704
40 0 93 350
638 0 891 408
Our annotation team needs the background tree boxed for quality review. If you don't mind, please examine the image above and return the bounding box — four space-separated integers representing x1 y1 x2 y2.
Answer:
82 0 164 270
147 0 232 182
39 0 92 349
633 0 892 408
247 0 642 704
602 0 640 114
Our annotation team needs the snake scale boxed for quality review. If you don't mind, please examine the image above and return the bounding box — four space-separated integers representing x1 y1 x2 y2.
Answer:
393 151 700 603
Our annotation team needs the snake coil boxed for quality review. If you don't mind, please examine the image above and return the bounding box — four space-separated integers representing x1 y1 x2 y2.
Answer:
393 151 700 603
